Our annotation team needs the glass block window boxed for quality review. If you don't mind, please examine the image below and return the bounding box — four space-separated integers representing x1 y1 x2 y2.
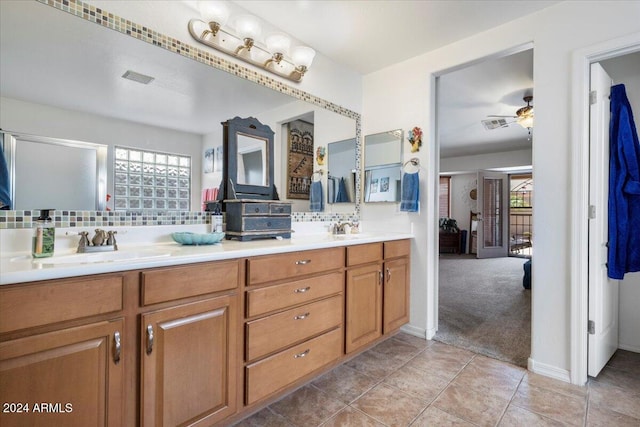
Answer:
114 147 191 211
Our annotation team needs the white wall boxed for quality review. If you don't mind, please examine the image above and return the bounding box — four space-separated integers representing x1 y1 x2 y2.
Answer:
1 97 203 211
601 53 640 353
361 1 640 380
440 148 532 174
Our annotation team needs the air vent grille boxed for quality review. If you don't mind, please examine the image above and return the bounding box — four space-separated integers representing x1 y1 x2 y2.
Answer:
481 118 508 130
122 70 155 85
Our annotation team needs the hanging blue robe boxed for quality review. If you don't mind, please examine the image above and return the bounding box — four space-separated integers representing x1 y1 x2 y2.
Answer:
608 84 640 280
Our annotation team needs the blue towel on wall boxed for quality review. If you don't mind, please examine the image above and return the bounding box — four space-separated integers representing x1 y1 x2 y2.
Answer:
309 180 324 212
608 84 640 279
0 143 11 209
400 172 419 212
336 177 349 202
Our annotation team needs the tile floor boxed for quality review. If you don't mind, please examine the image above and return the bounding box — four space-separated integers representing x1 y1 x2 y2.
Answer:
233 333 640 426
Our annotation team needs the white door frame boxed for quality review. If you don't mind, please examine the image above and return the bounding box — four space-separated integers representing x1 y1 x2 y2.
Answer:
429 42 533 340
570 31 640 386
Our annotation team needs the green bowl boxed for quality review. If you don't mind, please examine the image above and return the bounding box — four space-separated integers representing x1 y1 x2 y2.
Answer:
171 232 225 245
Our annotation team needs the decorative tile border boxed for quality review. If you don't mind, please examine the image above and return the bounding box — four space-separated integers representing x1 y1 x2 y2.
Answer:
11 0 362 230
0 210 210 229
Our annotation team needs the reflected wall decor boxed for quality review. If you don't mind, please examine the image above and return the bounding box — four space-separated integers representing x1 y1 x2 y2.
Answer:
286 120 314 199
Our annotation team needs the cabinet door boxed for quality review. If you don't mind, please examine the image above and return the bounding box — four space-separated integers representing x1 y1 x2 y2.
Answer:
383 257 410 333
345 263 382 353
0 320 124 427
141 295 237 427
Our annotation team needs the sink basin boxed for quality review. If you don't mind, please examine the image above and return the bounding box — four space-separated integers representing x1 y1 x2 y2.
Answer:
31 249 171 265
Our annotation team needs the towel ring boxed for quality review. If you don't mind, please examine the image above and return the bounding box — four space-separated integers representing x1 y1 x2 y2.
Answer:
311 170 324 182
402 158 421 173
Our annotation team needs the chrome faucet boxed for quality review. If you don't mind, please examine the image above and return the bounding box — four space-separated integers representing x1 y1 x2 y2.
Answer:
332 222 353 235
77 229 118 253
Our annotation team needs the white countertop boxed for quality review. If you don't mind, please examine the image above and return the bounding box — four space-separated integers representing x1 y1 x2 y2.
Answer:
0 232 413 286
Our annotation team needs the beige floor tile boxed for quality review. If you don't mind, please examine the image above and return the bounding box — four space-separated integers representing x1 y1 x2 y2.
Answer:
607 349 640 375
587 403 640 427
311 364 379 404
452 359 523 401
383 364 451 403
269 385 346 426
410 406 475 426
369 336 425 362
511 381 586 426
351 383 428 427
469 354 526 382
498 405 564 426
320 406 386 427
591 365 640 394
404 347 471 381
393 332 432 350
522 372 588 399
433 383 510 427
588 379 640 420
429 341 476 359
345 348 406 380
233 407 295 427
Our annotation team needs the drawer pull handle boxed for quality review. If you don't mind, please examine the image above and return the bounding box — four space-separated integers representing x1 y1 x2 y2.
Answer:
146 325 154 355
296 259 312 265
114 331 121 365
294 349 310 359
294 312 310 320
387 267 391 282
294 286 311 293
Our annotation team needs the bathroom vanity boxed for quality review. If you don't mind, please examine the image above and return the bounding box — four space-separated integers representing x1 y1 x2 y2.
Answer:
0 234 411 427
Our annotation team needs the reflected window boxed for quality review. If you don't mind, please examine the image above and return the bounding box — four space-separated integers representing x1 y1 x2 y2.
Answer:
114 147 191 211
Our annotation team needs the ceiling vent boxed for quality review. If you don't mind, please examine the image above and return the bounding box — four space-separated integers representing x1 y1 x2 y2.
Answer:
122 70 155 85
481 118 508 130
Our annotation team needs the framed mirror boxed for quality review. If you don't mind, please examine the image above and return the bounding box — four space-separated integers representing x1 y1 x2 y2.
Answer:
363 130 403 203
221 117 276 201
0 1 360 217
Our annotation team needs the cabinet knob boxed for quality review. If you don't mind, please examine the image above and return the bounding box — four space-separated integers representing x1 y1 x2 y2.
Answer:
387 267 391 282
146 325 154 355
294 349 310 359
113 331 121 365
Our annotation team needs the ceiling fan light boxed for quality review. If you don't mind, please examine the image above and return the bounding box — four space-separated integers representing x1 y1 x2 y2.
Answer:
518 115 534 129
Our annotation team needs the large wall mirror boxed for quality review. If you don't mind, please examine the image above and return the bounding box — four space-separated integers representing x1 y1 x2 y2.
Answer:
0 1 359 217
364 130 403 203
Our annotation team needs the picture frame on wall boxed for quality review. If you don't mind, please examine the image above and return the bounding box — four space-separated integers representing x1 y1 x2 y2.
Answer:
203 148 214 174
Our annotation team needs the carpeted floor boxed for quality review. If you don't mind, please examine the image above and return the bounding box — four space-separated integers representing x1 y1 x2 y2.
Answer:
436 255 531 367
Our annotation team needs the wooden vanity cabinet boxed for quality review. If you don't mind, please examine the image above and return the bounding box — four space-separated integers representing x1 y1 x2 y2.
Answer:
139 260 240 427
244 247 345 405
345 240 411 353
0 274 127 427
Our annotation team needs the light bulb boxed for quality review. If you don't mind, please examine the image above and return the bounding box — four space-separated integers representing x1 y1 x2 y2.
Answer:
198 1 230 27
235 14 262 41
265 33 291 57
292 46 316 68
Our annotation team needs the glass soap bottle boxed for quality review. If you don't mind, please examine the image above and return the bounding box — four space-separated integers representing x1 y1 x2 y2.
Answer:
212 205 223 233
32 209 55 258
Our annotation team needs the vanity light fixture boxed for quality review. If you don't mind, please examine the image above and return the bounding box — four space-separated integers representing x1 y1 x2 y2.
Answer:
189 1 316 83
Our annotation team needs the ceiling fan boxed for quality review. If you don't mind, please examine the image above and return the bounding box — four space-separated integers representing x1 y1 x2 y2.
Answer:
482 95 534 131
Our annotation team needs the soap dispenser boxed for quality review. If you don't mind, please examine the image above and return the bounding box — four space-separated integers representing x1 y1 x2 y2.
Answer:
32 209 55 258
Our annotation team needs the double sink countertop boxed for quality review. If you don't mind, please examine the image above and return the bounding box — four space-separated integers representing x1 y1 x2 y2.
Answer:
0 232 414 286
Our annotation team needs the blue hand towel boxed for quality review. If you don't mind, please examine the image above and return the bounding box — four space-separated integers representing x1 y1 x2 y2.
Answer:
309 180 324 212
0 143 11 209
336 177 349 202
400 172 419 212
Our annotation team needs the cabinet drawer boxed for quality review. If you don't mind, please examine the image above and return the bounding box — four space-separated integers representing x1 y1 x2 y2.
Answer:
270 203 291 215
246 295 343 361
0 275 123 334
141 260 238 306
346 242 383 266
384 239 411 259
238 203 270 215
247 247 344 285
246 271 343 318
245 327 342 405
241 216 291 231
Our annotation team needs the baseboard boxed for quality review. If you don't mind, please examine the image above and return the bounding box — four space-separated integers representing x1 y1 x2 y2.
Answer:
528 358 571 383
618 343 640 353
426 326 437 340
400 324 427 339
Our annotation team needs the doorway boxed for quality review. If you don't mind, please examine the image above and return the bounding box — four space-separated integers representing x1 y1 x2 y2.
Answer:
435 47 533 366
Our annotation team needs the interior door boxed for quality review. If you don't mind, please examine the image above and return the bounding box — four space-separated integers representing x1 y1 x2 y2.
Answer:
476 171 509 258
588 62 619 377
